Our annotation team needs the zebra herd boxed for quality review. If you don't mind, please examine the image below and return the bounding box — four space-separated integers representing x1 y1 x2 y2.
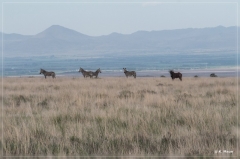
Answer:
39 68 183 81
78 68 102 78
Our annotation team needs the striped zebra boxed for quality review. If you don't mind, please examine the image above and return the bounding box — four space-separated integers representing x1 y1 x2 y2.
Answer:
39 69 56 79
91 68 101 78
78 67 93 78
123 68 136 78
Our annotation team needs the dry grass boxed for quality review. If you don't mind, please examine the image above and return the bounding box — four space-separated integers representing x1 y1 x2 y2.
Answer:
0 76 239 158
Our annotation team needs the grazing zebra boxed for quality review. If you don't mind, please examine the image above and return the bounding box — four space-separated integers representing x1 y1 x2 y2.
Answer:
39 69 56 79
78 67 93 78
169 70 182 81
123 68 136 78
91 68 101 78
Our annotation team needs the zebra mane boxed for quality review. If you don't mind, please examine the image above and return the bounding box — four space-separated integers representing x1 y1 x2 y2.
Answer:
96 68 101 73
41 69 46 72
80 68 86 72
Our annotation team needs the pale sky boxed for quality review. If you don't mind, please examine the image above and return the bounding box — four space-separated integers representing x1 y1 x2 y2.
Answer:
0 0 239 36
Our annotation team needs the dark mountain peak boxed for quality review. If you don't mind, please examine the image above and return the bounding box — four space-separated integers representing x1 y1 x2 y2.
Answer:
49 24 64 28
44 25 76 33
216 25 226 28
131 30 151 35
108 32 124 37
110 32 121 35
35 25 90 39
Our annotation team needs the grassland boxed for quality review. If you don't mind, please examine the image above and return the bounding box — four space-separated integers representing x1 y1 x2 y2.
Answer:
0 76 239 158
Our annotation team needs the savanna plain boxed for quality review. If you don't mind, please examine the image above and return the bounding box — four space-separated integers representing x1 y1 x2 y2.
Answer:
1 76 239 158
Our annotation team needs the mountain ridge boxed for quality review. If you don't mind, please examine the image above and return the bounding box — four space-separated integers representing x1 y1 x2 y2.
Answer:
1 25 238 56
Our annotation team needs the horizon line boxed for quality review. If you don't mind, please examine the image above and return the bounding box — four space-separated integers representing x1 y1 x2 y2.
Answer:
1 25 238 37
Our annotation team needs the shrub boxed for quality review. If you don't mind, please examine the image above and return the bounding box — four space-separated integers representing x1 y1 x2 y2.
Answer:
210 73 217 77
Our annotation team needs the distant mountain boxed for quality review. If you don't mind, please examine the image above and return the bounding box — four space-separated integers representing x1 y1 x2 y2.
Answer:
1 25 238 56
35 25 91 40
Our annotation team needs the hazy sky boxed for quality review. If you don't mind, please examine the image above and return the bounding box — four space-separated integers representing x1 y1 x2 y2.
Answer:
0 0 239 36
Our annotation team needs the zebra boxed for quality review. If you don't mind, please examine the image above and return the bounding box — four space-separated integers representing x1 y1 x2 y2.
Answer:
39 69 56 79
123 68 136 78
78 67 93 78
91 68 101 78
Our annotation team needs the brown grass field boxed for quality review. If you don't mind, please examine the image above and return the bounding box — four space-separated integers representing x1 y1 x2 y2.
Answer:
0 76 239 158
